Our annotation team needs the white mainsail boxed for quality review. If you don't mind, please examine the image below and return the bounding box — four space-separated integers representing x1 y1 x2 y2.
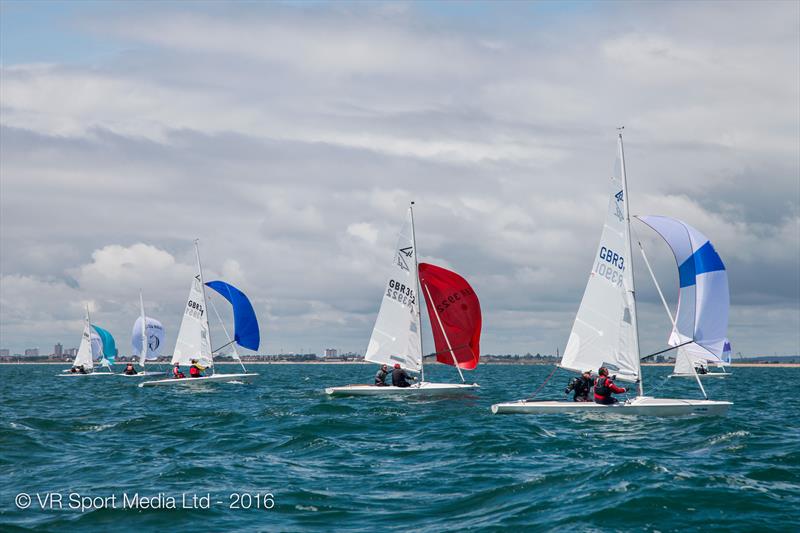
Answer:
365 208 423 371
560 141 640 382
73 308 103 370
74 315 95 369
171 274 213 367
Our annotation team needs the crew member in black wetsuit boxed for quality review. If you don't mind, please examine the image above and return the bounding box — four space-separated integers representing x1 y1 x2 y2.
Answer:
123 363 137 375
564 370 593 402
374 364 389 386
391 364 416 388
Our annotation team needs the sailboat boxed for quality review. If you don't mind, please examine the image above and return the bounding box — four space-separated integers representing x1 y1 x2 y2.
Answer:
120 292 166 377
491 133 731 416
139 240 259 387
635 216 732 379
325 203 481 396
59 305 117 376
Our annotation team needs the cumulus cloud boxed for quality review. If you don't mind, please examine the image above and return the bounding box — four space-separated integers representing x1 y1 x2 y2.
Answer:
0 1 797 357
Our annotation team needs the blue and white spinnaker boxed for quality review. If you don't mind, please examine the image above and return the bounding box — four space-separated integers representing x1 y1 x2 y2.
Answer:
637 215 731 375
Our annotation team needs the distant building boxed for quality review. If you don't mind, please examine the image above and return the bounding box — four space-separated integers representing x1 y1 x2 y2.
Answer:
0 349 9 357
24 348 39 357
54 343 63 357
324 348 338 358
64 348 78 357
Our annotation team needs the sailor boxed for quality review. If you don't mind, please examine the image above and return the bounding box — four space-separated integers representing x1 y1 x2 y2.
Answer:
189 359 205 378
173 362 186 379
123 363 137 375
70 367 77 373
78 365 87 374
374 364 389 386
594 367 626 405
391 363 416 388
564 370 593 402
696 364 708 375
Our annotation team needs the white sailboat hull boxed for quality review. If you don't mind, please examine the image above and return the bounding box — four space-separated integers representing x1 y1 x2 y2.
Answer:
325 382 479 396
491 396 731 416
138 373 258 387
57 372 115 377
669 373 729 378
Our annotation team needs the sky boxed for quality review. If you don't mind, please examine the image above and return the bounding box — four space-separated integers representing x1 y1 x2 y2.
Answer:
0 0 798 358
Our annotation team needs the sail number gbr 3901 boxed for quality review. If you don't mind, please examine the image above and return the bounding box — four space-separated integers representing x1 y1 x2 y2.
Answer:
386 279 415 307
594 246 625 286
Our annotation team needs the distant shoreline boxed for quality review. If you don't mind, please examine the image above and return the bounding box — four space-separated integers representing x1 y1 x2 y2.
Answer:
2 361 798 368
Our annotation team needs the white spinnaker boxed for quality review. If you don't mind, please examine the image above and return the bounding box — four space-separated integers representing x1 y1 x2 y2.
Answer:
171 275 213 367
132 317 165 362
561 155 640 382
365 209 422 371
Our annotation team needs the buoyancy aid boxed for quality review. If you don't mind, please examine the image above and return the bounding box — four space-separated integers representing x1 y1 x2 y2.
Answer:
594 376 611 398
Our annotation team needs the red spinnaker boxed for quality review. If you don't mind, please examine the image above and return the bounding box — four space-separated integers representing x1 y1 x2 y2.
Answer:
418 262 482 370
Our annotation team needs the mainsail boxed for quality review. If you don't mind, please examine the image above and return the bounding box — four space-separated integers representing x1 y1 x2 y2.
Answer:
205 281 260 351
637 215 730 372
365 208 422 371
418 262 482 370
560 149 640 382
131 317 165 362
73 313 100 370
172 274 213 367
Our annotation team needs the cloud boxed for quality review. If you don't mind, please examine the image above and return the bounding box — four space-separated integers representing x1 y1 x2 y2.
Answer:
1 1 798 357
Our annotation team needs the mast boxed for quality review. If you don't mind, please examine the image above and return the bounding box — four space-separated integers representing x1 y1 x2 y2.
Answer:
409 202 425 384
86 303 93 371
618 131 644 396
139 291 147 371
194 239 214 375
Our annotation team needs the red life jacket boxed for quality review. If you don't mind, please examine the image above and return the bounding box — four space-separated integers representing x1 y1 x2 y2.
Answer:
594 376 611 398
173 367 181 377
190 365 200 377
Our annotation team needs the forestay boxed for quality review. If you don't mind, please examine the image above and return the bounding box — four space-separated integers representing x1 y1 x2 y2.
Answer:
637 215 730 369
560 154 640 382
365 208 422 371
131 317 165 362
205 280 260 351
172 275 213 367
418 262 482 370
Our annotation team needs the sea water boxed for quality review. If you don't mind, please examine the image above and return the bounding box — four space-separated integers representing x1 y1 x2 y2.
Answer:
1 364 797 531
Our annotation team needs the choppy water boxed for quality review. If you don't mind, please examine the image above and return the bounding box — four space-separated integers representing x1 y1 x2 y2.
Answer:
1 364 798 532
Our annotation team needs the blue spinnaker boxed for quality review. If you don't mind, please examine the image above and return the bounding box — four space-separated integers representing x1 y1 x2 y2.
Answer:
91 325 118 364
205 281 260 351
